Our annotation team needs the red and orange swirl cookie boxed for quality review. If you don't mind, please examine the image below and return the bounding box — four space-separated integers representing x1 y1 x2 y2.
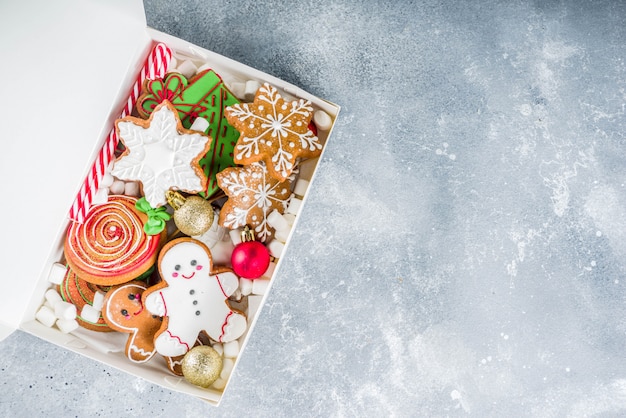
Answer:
58 267 112 332
64 195 166 286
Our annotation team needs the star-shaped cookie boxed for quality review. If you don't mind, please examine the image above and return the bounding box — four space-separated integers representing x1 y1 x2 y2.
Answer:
112 100 212 207
225 83 322 181
216 162 293 242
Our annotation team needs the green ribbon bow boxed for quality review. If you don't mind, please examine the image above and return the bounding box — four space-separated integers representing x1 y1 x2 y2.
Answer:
135 197 171 235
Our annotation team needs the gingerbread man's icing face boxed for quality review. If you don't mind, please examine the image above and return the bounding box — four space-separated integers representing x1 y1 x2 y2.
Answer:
160 241 209 284
145 238 247 357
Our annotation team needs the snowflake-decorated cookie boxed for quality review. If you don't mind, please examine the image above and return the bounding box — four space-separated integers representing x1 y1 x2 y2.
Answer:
111 100 212 207
225 83 322 181
144 238 247 357
216 162 293 242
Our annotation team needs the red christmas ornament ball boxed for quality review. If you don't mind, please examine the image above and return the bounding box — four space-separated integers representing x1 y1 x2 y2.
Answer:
231 240 271 279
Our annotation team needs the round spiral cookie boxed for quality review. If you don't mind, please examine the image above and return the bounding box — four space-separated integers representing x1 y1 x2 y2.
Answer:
58 267 112 332
64 195 166 286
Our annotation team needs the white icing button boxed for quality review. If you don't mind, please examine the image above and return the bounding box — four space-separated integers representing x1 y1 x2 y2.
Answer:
267 210 290 232
80 305 101 324
244 80 261 101
35 306 57 327
56 318 79 334
175 59 198 79
313 110 332 131
109 180 126 195
190 117 209 133
240 278 253 296
47 263 67 285
252 278 270 295
124 181 141 197
45 289 63 305
294 179 309 196
223 340 240 358
92 291 106 311
286 197 303 215
220 358 235 380
267 239 284 258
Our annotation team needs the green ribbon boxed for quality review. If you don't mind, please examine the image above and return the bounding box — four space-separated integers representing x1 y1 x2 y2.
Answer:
135 197 171 235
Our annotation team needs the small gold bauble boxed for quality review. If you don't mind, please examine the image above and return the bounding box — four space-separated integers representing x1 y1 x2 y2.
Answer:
166 191 215 236
181 345 223 388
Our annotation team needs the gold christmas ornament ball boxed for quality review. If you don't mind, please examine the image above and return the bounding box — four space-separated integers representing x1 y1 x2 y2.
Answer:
181 345 223 388
166 191 215 236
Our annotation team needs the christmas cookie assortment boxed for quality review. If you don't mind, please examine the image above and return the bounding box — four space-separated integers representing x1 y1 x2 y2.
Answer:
35 42 335 396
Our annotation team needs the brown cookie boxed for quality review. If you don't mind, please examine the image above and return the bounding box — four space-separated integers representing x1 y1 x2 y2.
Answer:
225 83 322 181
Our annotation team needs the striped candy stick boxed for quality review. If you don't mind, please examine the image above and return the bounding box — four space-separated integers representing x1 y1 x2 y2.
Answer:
69 43 172 223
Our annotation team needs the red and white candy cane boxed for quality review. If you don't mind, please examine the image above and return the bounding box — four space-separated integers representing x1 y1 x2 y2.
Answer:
68 42 173 223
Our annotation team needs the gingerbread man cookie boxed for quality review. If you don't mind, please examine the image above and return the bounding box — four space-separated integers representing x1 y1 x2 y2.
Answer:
102 281 163 363
225 83 322 181
144 238 247 357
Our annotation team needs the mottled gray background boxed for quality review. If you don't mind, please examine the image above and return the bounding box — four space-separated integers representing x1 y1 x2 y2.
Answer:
2 0 626 416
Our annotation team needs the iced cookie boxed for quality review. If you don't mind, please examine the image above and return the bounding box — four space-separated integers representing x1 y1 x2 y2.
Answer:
111 100 212 208
64 195 165 286
216 162 293 242
102 281 162 363
137 70 240 198
144 238 247 357
225 83 322 181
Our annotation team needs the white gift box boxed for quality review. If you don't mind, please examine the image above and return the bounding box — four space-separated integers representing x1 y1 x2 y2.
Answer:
0 0 338 406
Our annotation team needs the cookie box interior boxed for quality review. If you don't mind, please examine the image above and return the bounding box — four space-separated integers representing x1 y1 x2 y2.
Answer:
0 0 339 406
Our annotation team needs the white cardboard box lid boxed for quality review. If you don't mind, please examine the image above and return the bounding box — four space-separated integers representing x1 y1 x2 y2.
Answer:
0 0 149 337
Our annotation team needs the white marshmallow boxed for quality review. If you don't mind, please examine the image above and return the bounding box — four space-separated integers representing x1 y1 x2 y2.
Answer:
211 378 227 390
212 343 224 356
56 318 79 334
190 117 209 133
286 197 302 215
195 62 211 73
44 289 63 305
229 229 243 246
210 240 235 266
283 213 296 227
252 278 270 295
80 305 101 324
223 340 240 358
294 179 309 197
124 181 141 197
92 188 109 205
274 227 290 243
175 59 198 79
267 239 284 258
244 80 261 101
220 358 235 380
267 210 290 232
167 56 178 71
47 263 67 285
263 261 277 278
54 301 77 320
239 278 253 296
109 180 126 195
313 110 332 131
35 306 57 327
100 173 115 188
228 82 246 100
92 291 106 311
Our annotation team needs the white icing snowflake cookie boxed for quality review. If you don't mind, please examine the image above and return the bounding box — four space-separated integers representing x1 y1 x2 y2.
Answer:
225 83 322 181
216 162 293 242
144 238 247 357
112 100 212 207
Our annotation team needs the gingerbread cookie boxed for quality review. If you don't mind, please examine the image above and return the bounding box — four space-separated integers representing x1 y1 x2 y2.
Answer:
111 100 213 208
102 281 162 363
136 70 240 198
216 162 293 242
64 195 165 286
58 267 112 332
225 83 322 181
144 238 247 357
